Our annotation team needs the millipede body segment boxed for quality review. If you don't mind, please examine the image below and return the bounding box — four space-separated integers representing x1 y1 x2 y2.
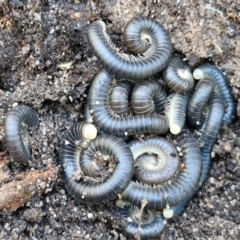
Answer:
4 104 39 163
130 80 167 115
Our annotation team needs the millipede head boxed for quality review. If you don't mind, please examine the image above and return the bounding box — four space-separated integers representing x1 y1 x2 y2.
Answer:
163 207 174 219
193 68 205 80
81 123 98 140
170 123 182 135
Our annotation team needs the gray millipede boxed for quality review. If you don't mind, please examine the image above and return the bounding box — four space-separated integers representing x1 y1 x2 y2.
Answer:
129 137 179 185
109 80 134 116
199 94 225 156
130 80 167 115
88 69 169 137
193 63 236 123
4 104 39 163
120 204 166 240
162 56 194 93
87 16 172 80
122 128 202 209
165 92 191 134
59 121 134 204
187 77 215 129
163 95 225 218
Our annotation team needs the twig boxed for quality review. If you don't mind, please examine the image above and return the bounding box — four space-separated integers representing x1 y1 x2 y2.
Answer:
0 156 59 211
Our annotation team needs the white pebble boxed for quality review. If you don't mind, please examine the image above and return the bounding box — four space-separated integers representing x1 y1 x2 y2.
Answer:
209 177 215 184
87 213 93 218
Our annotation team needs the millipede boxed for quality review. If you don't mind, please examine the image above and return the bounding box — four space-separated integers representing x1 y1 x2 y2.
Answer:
162 56 194 93
87 16 172 80
193 63 236 123
122 129 202 209
128 137 180 185
59 122 134 204
187 77 215 129
166 92 191 134
4 104 39 163
164 94 225 219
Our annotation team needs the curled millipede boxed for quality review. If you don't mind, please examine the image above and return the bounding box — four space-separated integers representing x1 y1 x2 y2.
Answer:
88 69 169 137
187 77 215 129
193 63 236 123
162 56 194 93
164 94 225 218
4 104 39 163
121 204 166 240
129 137 179 185
87 16 172 80
122 128 202 209
59 122 134 204
109 80 134 116
166 92 191 134
130 80 167 115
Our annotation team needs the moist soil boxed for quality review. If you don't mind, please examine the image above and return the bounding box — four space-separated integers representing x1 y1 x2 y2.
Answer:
0 0 239 239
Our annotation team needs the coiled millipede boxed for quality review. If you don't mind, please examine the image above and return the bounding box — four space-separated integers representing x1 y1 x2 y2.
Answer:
87 16 172 80
130 80 167 115
59 122 134 204
122 129 202 209
129 137 180 185
162 56 194 93
4 104 39 163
